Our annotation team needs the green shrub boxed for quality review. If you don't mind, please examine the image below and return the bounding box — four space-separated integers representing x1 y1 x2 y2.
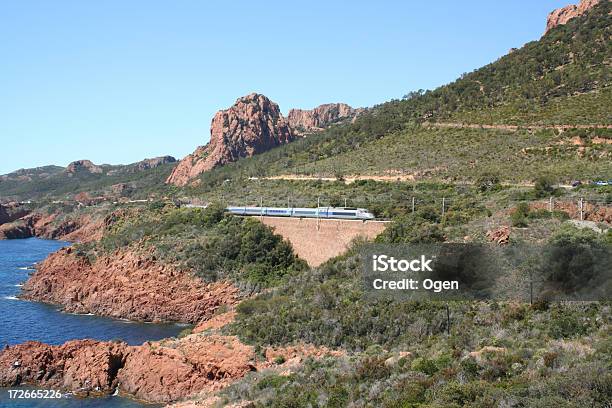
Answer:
534 176 556 198
411 357 438 375
511 202 530 227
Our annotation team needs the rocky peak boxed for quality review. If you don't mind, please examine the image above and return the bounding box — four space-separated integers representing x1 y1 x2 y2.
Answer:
166 93 295 186
287 103 360 135
545 0 603 34
65 160 103 174
136 155 176 171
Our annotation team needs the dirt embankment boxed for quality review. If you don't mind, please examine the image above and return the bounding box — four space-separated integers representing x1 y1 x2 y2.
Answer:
21 246 240 323
530 201 612 223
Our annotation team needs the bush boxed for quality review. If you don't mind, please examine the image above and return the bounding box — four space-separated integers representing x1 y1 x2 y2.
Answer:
511 202 530 227
476 173 500 192
534 176 556 198
411 357 439 375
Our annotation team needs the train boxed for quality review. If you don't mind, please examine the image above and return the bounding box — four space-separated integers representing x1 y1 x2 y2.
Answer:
226 206 376 220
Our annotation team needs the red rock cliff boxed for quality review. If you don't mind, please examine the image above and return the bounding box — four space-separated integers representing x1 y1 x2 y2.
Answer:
287 103 360 135
0 335 256 403
166 93 295 186
20 247 239 323
545 0 604 34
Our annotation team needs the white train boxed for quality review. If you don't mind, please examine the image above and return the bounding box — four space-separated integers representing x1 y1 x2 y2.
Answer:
226 206 376 220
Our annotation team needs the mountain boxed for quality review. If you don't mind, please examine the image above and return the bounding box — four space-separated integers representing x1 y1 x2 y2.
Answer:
167 93 295 186
186 1 610 190
0 156 178 201
167 96 362 186
3 1 610 196
0 165 64 183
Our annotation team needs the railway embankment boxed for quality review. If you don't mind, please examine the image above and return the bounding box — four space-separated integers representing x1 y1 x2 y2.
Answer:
259 216 389 266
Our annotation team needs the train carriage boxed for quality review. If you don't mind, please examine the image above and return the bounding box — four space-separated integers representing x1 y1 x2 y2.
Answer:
226 206 375 220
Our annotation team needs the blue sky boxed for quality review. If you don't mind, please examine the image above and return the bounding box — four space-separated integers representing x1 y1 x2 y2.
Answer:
0 0 571 174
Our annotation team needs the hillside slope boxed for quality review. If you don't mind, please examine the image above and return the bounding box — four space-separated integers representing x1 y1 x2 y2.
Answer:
0 157 176 201
184 1 610 189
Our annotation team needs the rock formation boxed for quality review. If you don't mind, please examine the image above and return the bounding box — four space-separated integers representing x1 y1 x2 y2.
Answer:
486 226 510 246
545 0 603 34
166 94 361 186
0 212 103 242
0 340 129 395
0 335 256 403
167 93 295 186
20 246 239 323
287 103 360 135
0 332 344 404
137 155 176 171
0 203 30 225
65 160 103 175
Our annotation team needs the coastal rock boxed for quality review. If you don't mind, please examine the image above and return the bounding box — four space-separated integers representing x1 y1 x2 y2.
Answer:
545 0 603 34
287 103 360 135
0 219 33 239
0 212 103 242
0 203 30 225
21 248 240 323
0 340 129 395
0 335 256 403
166 93 295 186
119 335 255 402
65 160 103 175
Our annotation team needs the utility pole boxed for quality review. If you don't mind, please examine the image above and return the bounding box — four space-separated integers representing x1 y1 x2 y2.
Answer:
446 303 451 335
549 196 553 212
529 270 533 305
317 197 321 230
579 198 584 221
412 197 415 214
441 197 445 217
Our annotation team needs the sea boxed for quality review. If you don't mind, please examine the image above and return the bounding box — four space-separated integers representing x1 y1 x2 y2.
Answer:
0 238 185 407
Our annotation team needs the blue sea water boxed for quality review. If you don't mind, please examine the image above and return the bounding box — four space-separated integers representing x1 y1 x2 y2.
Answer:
0 238 184 407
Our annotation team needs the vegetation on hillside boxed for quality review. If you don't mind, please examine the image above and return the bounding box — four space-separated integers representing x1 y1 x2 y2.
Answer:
76 204 306 289
0 161 176 202
223 216 611 406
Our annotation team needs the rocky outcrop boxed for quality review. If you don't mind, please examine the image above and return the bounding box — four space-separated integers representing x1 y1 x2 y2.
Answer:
137 155 176 171
0 219 33 239
21 247 239 323
119 335 255 402
486 226 510 246
0 335 256 403
167 93 295 186
287 103 360 135
545 0 603 34
0 203 30 225
65 160 103 175
0 212 103 242
0 340 129 396
0 334 346 404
